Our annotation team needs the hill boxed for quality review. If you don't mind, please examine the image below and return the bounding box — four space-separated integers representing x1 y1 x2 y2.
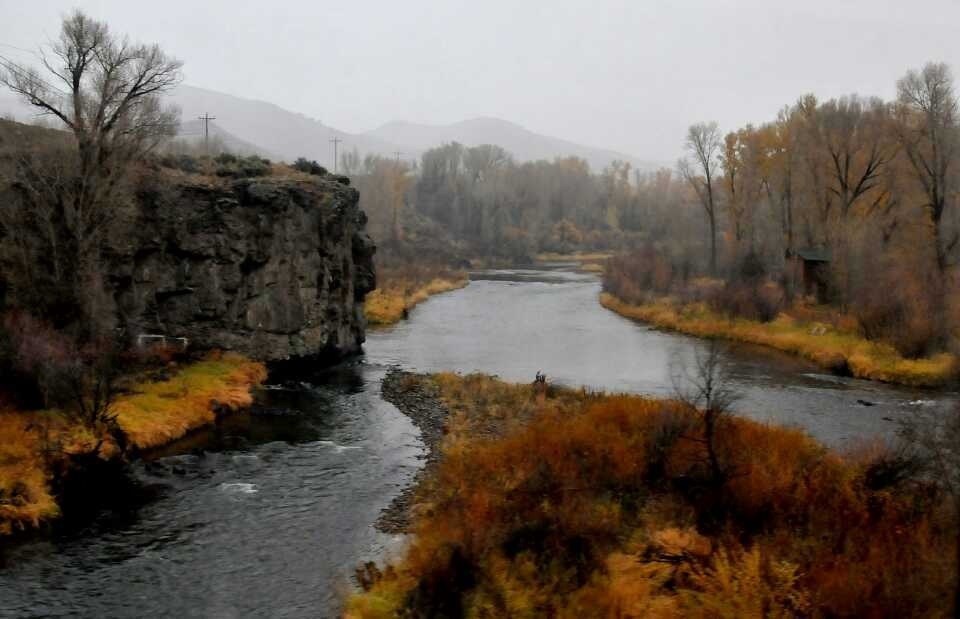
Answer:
167 85 402 168
3 87 663 172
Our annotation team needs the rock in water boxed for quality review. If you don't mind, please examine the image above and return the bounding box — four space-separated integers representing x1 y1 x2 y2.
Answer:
108 175 376 361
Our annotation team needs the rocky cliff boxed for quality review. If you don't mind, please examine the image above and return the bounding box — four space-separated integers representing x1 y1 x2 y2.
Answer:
108 174 375 361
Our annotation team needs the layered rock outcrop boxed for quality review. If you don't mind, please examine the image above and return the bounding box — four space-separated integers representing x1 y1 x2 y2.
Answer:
108 175 375 361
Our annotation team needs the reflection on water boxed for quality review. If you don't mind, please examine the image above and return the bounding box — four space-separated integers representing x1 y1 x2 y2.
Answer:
0 268 953 617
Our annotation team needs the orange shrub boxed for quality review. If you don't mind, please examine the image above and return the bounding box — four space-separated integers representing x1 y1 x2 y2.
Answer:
350 375 954 618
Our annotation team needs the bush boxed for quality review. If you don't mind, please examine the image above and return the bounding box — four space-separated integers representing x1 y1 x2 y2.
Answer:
291 157 327 176
1 313 121 439
708 281 784 323
602 246 676 304
546 219 585 254
213 152 237 165
852 270 941 358
214 155 271 178
158 153 200 174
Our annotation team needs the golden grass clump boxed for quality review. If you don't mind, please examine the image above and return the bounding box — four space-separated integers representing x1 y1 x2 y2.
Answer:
113 352 267 449
347 374 952 618
364 276 468 326
0 411 61 535
600 292 957 387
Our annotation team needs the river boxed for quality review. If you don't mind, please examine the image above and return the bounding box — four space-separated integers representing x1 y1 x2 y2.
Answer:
0 268 952 617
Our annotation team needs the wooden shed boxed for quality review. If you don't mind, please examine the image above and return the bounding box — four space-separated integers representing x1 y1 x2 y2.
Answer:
786 247 831 303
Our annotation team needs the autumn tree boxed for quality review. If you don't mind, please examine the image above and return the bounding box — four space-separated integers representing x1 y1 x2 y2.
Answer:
721 128 767 256
349 155 415 242
680 122 723 275
598 160 632 232
766 109 797 256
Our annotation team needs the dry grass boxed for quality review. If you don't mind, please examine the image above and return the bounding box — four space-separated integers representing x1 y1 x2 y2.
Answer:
0 411 62 535
365 276 468 326
0 352 266 535
535 251 614 263
113 352 267 449
536 251 612 273
600 292 957 387
347 374 952 618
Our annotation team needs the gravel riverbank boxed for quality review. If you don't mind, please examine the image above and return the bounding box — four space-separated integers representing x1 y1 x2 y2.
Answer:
376 368 449 534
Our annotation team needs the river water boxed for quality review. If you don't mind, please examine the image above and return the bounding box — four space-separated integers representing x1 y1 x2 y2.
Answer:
0 268 952 617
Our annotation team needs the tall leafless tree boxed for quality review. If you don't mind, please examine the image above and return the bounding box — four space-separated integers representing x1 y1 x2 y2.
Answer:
0 10 182 330
680 122 723 275
895 62 960 275
818 96 895 223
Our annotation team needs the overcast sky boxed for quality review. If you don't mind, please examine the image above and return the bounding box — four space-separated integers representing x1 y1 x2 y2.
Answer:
1 0 959 162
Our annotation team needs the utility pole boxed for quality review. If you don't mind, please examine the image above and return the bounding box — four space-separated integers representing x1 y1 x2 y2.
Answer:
330 137 343 173
393 151 403 165
198 113 216 156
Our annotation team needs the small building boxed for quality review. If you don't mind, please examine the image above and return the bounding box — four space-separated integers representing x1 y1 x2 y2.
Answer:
786 247 831 303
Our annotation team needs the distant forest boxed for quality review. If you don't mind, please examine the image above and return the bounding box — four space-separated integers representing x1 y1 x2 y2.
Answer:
351 63 959 350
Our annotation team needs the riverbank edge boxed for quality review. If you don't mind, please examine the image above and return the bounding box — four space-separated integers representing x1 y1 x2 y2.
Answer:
600 292 957 388
534 251 611 273
0 352 267 537
364 276 469 327
375 368 450 534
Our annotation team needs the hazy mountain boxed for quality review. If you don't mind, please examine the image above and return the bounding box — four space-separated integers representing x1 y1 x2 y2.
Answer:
173 87 663 172
3 86 662 172
168 85 402 169
366 117 663 172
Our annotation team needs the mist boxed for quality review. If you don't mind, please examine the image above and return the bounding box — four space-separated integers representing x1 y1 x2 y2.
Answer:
2 0 958 162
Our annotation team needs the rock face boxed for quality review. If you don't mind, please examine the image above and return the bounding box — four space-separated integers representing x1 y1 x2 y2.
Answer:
108 175 375 361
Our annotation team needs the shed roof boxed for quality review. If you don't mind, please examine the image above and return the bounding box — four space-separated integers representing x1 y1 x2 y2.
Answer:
794 247 831 262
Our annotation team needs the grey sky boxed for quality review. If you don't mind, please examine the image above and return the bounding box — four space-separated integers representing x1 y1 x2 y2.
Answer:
2 0 959 162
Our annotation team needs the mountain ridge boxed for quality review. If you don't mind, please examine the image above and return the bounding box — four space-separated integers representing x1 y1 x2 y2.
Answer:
4 86 664 172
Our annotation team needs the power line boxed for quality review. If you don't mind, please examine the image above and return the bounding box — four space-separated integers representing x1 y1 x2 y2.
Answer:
330 137 343 173
198 113 216 156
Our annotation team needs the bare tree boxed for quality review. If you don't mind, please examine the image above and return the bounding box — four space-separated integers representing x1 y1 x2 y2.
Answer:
819 96 895 224
0 10 182 329
810 95 896 305
671 340 740 485
680 122 723 275
895 62 960 275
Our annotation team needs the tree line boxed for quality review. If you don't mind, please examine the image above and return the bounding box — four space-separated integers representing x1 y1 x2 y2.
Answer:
351 62 959 358
345 143 668 262
666 62 958 356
